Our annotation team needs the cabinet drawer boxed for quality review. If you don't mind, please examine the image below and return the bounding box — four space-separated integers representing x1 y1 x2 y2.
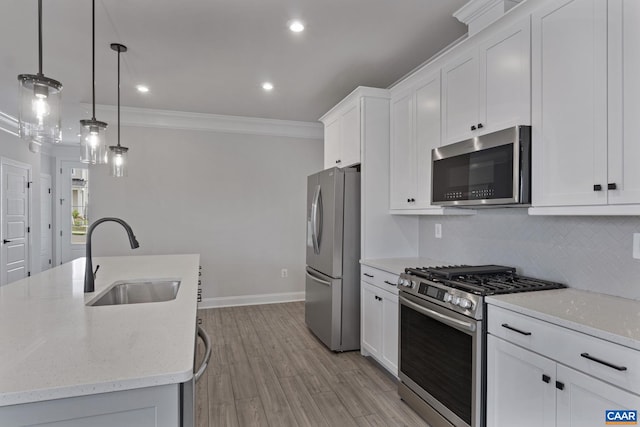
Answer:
361 266 400 295
488 305 640 395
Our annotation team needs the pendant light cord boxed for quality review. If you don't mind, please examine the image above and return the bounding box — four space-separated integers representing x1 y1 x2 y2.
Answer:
38 0 43 76
117 47 121 148
91 0 96 120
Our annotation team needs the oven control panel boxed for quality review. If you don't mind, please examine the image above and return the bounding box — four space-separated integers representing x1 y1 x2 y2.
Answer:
399 273 481 319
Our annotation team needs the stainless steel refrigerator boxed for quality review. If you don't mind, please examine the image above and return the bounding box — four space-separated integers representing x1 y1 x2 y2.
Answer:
305 167 360 351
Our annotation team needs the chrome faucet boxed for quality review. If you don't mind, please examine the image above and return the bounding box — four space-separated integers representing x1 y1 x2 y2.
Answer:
84 217 140 293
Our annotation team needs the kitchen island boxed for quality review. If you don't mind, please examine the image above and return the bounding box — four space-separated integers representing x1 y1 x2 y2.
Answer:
0 254 200 426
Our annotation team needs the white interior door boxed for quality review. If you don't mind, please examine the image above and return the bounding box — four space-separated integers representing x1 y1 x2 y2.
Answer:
1 158 31 286
40 173 52 271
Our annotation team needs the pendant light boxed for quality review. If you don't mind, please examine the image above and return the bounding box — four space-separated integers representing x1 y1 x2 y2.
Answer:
80 0 107 164
17 0 63 149
108 43 129 177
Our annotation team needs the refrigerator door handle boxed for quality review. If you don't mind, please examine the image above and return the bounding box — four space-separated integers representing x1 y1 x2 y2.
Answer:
305 267 332 286
311 185 323 254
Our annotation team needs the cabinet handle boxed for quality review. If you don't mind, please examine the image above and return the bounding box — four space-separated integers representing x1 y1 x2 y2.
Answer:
336 159 341 164
593 184 602 191
363 273 374 278
407 198 411 203
580 353 627 371
471 125 477 131
542 374 550 384
410 198 415 203
608 183 617 190
501 323 532 336
477 123 483 129
374 295 382 301
555 381 564 391
384 280 396 286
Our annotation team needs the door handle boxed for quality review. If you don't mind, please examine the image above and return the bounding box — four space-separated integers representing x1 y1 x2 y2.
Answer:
311 185 322 254
3 239 12 244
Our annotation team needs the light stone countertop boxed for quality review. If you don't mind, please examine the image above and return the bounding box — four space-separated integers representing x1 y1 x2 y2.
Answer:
0 254 200 407
486 289 640 351
360 257 447 275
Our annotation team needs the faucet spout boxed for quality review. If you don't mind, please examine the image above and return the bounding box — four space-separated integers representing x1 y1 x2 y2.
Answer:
84 217 140 293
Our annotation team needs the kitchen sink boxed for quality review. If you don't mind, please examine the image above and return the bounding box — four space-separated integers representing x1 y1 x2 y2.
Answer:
87 279 181 306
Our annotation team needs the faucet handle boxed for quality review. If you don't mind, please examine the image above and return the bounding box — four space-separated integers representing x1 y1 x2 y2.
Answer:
93 265 100 279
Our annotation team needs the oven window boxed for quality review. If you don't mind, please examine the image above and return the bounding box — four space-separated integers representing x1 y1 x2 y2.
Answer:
400 304 472 425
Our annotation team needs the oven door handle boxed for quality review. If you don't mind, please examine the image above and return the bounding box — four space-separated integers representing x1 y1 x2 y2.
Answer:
400 296 476 333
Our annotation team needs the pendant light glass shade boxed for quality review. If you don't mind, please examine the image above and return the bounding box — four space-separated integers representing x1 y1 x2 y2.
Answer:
108 145 128 177
18 74 62 147
109 43 129 177
18 0 63 150
80 119 108 164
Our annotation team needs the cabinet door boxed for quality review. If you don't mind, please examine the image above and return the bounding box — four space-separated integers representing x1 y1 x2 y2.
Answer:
531 0 608 207
479 17 531 134
608 0 640 204
556 364 640 427
324 116 341 169
486 335 556 427
414 73 441 209
340 102 361 168
389 90 416 209
380 291 399 376
361 282 382 358
442 49 479 144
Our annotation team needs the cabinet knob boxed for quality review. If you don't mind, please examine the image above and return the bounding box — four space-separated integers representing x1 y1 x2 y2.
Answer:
608 183 617 190
410 198 416 203
593 184 602 191
477 123 483 129
471 125 477 131
407 198 411 203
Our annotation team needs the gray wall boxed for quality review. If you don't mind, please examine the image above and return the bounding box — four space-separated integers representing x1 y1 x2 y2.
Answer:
89 125 323 300
418 209 640 300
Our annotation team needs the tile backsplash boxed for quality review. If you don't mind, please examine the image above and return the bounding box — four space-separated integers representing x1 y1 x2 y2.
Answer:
418 209 640 300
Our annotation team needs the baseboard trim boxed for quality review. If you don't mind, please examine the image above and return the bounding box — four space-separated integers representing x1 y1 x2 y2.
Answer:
198 291 305 309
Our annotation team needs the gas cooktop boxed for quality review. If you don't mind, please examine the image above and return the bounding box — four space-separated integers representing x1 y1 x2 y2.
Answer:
403 264 566 296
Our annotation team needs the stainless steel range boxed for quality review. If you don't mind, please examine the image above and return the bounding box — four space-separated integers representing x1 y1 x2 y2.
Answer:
397 265 565 427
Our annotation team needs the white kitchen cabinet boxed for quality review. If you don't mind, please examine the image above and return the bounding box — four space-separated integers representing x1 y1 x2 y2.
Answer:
0 384 180 427
320 87 389 170
360 266 399 376
442 18 531 145
530 0 640 214
487 304 640 427
487 335 556 427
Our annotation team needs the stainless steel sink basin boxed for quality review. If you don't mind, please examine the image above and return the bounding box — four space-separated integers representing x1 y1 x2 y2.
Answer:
88 279 181 306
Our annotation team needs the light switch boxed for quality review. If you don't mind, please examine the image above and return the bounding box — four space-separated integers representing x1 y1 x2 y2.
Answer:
435 224 442 239
633 234 640 259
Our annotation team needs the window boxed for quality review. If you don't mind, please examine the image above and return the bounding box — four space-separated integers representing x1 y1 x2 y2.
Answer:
71 168 89 245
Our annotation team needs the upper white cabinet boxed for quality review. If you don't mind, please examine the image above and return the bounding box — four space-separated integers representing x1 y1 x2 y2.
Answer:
320 87 388 169
390 71 441 211
530 0 640 214
442 18 531 145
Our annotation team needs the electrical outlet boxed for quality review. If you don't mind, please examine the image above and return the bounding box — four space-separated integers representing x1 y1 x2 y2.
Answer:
281 268 288 278
633 234 640 259
435 223 442 239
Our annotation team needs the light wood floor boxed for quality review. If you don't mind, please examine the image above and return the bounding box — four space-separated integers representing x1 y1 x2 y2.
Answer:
194 301 430 427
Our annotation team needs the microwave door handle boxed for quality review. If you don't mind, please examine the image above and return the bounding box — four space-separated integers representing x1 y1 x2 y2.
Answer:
400 296 476 333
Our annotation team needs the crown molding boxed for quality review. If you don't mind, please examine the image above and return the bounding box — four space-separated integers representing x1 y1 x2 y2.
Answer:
0 111 19 138
454 0 522 35
91 104 323 140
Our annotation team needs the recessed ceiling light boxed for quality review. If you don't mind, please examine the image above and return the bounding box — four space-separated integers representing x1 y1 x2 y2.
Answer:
288 20 305 33
262 82 274 91
136 85 150 93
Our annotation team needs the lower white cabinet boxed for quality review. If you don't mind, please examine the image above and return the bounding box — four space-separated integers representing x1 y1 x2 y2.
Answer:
487 305 640 427
0 384 180 427
361 266 399 376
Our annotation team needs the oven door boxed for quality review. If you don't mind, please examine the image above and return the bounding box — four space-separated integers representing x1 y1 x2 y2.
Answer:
399 293 483 427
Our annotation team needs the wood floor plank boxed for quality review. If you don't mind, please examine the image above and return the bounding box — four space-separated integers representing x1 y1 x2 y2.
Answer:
208 372 234 404
312 391 359 427
248 356 298 427
236 397 269 427
209 402 239 427
279 375 329 427
330 372 378 418
229 360 259 400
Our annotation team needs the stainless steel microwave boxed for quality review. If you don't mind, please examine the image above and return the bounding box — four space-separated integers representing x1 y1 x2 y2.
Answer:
431 125 531 207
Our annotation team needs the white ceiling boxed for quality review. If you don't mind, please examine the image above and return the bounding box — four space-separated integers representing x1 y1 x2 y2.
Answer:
0 0 468 141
